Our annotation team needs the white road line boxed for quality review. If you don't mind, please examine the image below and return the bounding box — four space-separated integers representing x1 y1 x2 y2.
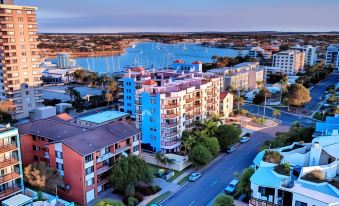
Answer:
246 151 250 156
211 180 218 186
188 200 196 206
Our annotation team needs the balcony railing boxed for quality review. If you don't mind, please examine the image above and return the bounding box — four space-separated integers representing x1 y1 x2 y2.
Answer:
162 130 180 138
97 165 113 175
161 121 180 128
161 141 180 146
97 177 110 186
161 113 179 119
0 143 17 153
162 103 180 109
0 172 20 184
185 98 195 103
185 107 194 112
0 157 19 168
0 186 21 199
249 197 279 206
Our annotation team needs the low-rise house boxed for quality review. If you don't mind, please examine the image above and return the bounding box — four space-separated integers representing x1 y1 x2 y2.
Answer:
314 116 339 137
18 111 141 205
250 135 339 206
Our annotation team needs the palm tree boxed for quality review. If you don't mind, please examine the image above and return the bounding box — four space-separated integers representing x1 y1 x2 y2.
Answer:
202 120 218 137
234 96 244 110
181 135 196 155
155 152 166 166
272 109 281 120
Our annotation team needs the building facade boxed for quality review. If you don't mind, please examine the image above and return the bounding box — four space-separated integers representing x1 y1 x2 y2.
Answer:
119 68 222 153
272 50 305 75
250 136 339 206
219 92 233 118
0 124 24 201
0 3 43 119
18 112 141 205
325 44 339 71
290 45 317 66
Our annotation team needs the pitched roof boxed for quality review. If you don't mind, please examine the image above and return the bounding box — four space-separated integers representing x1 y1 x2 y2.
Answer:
220 91 230 100
62 121 140 155
192 61 203 64
142 79 157 86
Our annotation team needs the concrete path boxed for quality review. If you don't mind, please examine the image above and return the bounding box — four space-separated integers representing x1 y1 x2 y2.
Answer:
171 168 194 184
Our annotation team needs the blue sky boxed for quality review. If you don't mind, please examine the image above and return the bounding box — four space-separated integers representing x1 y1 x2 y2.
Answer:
16 0 339 33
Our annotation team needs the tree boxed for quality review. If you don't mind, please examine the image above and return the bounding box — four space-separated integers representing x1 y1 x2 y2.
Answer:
253 88 271 105
188 145 212 167
286 84 311 107
104 92 113 105
234 96 244 110
272 109 281 120
216 125 242 150
110 156 153 197
95 199 125 206
202 119 218 137
65 86 81 101
24 162 64 194
199 137 220 156
73 70 87 84
0 101 14 123
213 194 234 206
237 167 255 197
181 134 196 154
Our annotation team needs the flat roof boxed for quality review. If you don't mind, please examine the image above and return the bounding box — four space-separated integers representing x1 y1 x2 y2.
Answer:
77 110 129 124
2 194 32 206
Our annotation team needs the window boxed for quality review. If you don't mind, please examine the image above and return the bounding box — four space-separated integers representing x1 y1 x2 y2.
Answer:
133 145 139 152
85 166 94 175
86 178 94 187
150 108 155 114
56 163 64 170
34 156 38 161
295 201 307 206
18 17 24 21
85 154 93 163
55 151 63 159
33 145 38 151
150 98 156 104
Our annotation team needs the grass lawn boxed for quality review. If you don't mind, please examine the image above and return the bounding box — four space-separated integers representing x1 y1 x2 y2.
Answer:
146 191 171 206
177 174 189 185
148 164 189 183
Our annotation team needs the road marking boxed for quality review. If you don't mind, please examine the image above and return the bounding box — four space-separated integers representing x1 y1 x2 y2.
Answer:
211 180 218 186
188 200 196 206
246 151 250 156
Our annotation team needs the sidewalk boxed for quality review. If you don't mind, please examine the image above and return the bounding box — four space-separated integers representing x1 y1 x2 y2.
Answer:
171 168 194 184
139 178 179 206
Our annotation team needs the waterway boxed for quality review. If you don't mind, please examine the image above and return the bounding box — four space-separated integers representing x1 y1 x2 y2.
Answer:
59 42 248 75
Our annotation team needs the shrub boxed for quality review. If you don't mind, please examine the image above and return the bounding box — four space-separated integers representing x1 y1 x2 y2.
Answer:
302 170 324 183
274 163 290 176
135 183 158 196
127 197 139 206
133 192 144 202
264 151 282 164
95 199 125 206
244 133 251 137
151 185 161 193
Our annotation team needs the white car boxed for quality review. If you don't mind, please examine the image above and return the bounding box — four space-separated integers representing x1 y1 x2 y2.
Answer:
188 172 201 182
225 179 239 194
240 136 250 143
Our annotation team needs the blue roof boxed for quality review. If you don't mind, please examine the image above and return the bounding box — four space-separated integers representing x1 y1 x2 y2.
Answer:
250 166 285 188
77 110 129 124
325 116 339 125
315 122 339 133
253 150 265 166
300 182 339 198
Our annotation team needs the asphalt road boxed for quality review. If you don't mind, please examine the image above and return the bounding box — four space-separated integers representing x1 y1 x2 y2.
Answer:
242 104 318 127
303 72 339 112
161 125 289 206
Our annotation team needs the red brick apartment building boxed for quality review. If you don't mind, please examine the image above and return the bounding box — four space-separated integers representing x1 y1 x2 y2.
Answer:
17 112 141 205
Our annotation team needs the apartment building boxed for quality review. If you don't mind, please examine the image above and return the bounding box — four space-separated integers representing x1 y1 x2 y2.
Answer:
118 68 222 153
169 60 203 73
248 46 272 60
18 111 141 204
0 124 24 201
209 62 263 91
272 50 305 75
219 92 233 118
325 44 339 71
290 45 317 66
0 2 43 119
250 135 339 206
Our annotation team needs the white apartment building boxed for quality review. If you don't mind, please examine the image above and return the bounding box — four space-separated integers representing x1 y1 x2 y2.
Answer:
325 44 339 71
272 50 305 75
248 46 272 60
250 135 339 206
290 45 317 66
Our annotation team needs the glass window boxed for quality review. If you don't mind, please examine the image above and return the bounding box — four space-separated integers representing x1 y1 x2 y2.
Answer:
85 154 93 163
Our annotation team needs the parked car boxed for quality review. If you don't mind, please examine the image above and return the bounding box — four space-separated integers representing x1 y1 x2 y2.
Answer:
188 172 202 182
226 145 236 154
224 179 239 194
240 136 250 143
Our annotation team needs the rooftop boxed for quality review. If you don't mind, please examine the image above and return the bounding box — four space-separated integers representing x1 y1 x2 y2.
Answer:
2 194 32 206
77 110 129 124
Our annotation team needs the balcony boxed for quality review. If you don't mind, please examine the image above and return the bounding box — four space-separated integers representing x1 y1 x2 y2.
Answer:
96 152 114 163
185 114 194 120
207 91 213 95
0 157 19 168
97 165 113 175
161 140 180 146
162 130 180 138
161 121 181 128
0 143 17 153
97 177 110 186
249 197 279 206
161 113 179 119
115 145 131 154
185 107 194 112
0 172 21 184
162 103 180 109
0 186 21 200
185 98 195 103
